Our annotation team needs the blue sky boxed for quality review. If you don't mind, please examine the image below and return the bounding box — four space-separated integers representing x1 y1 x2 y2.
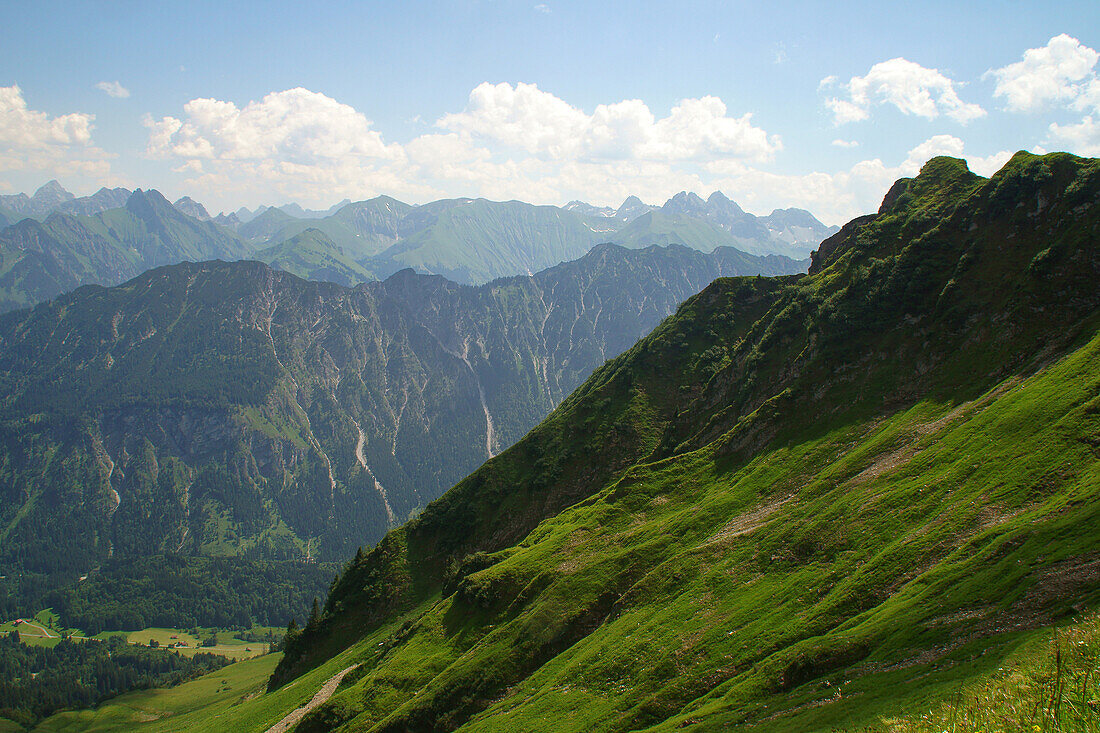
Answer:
1 0 1098 222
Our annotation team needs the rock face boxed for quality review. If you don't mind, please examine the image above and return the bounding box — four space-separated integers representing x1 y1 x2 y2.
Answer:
0 242 792 576
173 196 212 221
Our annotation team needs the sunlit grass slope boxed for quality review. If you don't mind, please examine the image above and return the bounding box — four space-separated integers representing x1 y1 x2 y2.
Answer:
32 653 280 733
261 151 1099 732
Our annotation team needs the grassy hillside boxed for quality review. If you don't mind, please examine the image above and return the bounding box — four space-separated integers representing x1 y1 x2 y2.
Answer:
264 152 1100 732
31 653 281 733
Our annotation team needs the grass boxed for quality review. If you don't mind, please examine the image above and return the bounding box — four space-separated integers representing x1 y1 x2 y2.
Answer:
0 609 277 661
25 617 409 733
120 628 270 661
31 653 282 733
872 613 1100 732
279 321 1100 732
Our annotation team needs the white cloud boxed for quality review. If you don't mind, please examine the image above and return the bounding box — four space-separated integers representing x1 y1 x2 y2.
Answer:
703 136 1012 225
984 35 1100 157
1048 116 1100 156
145 87 401 163
437 82 780 163
0 84 111 179
824 57 985 125
0 85 94 147
831 138 859 148
95 81 130 99
140 84 1013 225
534 3 550 13
987 34 1098 112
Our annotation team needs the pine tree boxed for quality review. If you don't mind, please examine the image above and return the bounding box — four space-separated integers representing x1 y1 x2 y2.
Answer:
306 597 321 631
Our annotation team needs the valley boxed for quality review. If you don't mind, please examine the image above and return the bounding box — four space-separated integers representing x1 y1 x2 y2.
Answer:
258 152 1100 731
5 5 1098 731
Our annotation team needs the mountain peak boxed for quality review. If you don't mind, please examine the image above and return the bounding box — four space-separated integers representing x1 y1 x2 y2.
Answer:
613 195 655 222
32 179 74 204
173 196 212 221
706 190 746 217
664 190 708 212
126 188 180 221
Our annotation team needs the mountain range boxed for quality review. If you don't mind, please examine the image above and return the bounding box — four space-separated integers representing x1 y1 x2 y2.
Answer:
0 241 800 596
0 182 832 313
243 151 1100 732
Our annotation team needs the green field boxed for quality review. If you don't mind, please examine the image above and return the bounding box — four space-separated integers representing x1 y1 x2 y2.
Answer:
31 653 282 733
121 628 273 661
28 628 388 733
1 610 278 660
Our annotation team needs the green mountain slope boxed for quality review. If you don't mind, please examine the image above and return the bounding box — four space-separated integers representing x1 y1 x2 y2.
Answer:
0 189 251 312
257 195 818 287
369 199 604 282
266 152 1100 732
0 243 794 594
254 228 379 286
244 197 414 261
612 209 760 253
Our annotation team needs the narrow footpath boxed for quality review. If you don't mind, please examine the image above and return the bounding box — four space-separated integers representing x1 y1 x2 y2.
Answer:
265 664 360 733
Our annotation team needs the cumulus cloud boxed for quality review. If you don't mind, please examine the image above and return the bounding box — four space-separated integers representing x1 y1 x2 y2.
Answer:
1048 116 1100 156
702 135 1012 225
823 58 985 125
987 34 1098 112
0 84 111 178
139 82 1022 224
437 82 780 163
831 138 859 148
144 83 787 211
145 87 401 164
985 35 1100 157
95 81 130 99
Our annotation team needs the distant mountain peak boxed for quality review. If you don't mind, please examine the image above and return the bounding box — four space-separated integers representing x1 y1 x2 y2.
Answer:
662 191 709 216
126 188 181 222
614 195 655 222
173 196 212 221
33 179 74 204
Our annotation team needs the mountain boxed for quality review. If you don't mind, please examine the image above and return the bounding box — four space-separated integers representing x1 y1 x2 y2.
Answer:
0 183 830 309
659 189 839 259
173 195 212 221
279 198 352 219
0 188 252 312
760 206 839 255
0 180 75 218
233 205 265 224
612 209 748 252
242 196 416 261
213 211 242 230
616 194 658 221
0 181 135 220
368 198 607 282
0 242 801 596
238 205 298 242
256 193 827 286
563 200 617 218
255 228 379 286
262 153 1100 732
